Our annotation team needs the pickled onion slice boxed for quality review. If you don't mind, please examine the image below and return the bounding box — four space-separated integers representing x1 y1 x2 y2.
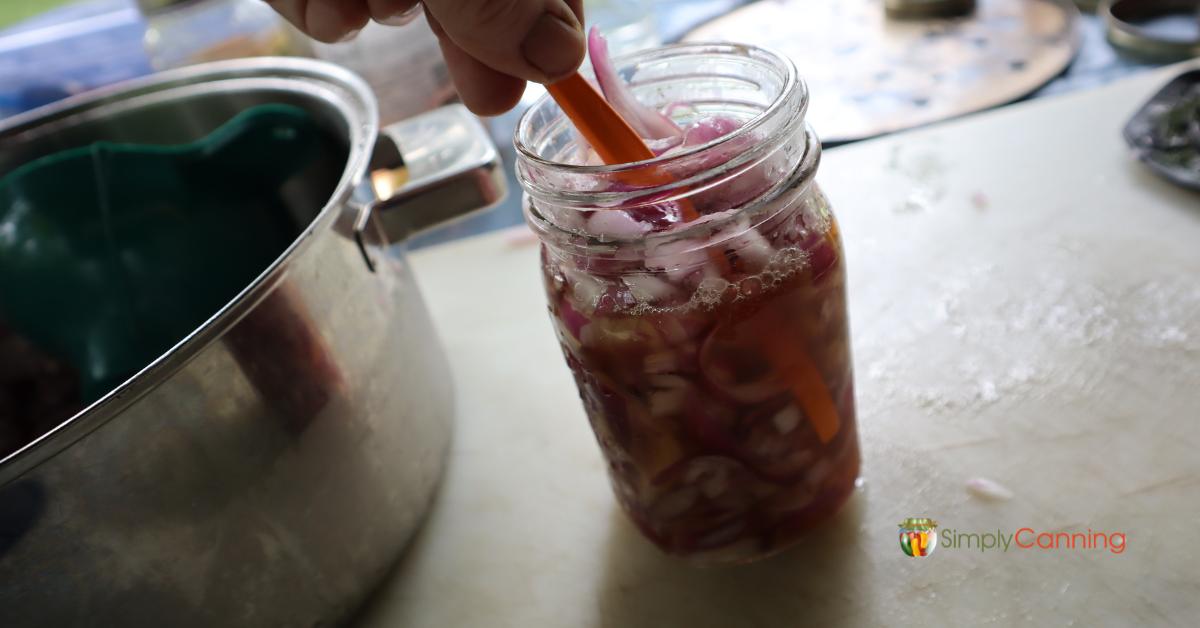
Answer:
683 116 742 147
733 400 825 483
623 273 680 304
679 390 740 454
700 304 841 443
646 135 685 156
647 456 762 551
558 296 589 340
588 27 683 141
699 325 790 404
587 209 652 239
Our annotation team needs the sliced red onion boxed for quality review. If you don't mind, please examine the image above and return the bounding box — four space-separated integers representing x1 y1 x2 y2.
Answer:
562 266 607 311
643 350 678 374
643 455 773 553
623 273 678 304
605 452 643 506
688 517 748 551
714 375 785 404
805 233 839 283
656 315 691 346
646 237 711 282
739 429 818 484
663 102 698 119
725 398 830 484
680 391 739 453
588 209 653 239
558 297 589 341
584 315 668 356
700 152 786 215
647 373 689 387
586 377 633 450
646 375 688 417
650 485 700 521
578 322 600 348
588 27 682 141
645 135 685 156
623 398 685 478
803 458 833 490
552 206 590 233
683 116 743 147
699 354 781 403
735 230 775 272
655 456 757 502
685 457 733 498
699 322 791 404
965 477 1014 501
716 217 775 273
647 389 686 418
625 198 685 231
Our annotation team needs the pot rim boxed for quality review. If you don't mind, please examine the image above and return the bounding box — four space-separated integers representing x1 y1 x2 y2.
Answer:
0 57 379 484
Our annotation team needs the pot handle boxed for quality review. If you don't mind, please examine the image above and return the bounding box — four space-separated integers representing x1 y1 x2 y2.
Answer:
354 104 505 271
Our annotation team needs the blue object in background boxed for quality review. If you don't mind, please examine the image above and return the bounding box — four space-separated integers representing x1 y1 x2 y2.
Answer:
0 0 153 118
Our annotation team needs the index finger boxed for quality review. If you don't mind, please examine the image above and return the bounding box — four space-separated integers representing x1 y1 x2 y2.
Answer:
264 0 371 43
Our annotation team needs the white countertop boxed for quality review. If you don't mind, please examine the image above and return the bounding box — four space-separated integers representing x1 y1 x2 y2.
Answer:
357 61 1200 627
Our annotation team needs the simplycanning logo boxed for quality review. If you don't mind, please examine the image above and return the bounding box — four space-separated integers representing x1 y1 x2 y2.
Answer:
899 518 938 557
898 517 1127 556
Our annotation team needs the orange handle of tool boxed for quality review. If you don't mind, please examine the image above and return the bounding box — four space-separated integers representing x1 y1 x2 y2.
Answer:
547 74 656 165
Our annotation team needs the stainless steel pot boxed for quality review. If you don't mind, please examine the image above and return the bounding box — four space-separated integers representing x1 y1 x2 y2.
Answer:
0 58 503 626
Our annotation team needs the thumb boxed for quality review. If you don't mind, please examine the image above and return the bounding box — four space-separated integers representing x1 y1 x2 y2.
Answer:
422 0 585 84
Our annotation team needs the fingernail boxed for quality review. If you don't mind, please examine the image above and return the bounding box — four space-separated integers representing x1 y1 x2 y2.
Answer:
380 3 423 26
337 27 362 43
521 12 585 82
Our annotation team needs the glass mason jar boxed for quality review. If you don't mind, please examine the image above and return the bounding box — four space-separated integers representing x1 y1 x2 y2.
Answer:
516 44 859 564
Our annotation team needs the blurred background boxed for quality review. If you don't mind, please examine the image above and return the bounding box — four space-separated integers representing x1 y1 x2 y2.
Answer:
0 0 1191 246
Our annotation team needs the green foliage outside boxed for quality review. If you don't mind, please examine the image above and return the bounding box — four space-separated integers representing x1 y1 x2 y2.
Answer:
0 0 78 29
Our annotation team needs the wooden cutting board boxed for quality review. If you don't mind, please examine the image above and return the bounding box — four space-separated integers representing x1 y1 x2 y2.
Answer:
356 60 1200 627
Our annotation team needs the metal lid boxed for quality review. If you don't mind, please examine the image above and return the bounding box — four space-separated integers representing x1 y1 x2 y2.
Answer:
1103 0 1200 62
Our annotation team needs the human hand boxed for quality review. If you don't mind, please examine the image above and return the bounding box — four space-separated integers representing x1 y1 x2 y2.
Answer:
265 0 586 115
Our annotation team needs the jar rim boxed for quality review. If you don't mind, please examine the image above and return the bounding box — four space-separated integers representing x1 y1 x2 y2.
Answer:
524 126 821 258
517 42 818 257
514 42 805 176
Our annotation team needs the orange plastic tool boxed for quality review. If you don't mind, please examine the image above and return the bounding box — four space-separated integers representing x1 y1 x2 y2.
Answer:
546 72 701 221
546 73 656 165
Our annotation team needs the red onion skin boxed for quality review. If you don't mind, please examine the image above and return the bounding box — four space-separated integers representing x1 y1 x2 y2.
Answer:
588 27 683 141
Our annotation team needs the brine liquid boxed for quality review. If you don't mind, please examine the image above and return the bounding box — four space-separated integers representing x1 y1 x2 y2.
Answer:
543 203 859 563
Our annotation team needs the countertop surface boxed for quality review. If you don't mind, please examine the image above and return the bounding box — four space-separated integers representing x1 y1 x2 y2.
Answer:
356 61 1200 627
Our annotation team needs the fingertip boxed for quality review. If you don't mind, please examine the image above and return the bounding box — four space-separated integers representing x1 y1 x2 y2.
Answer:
520 11 586 84
305 0 371 43
367 0 422 26
438 39 527 116
462 80 526 117
424 0 583 83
